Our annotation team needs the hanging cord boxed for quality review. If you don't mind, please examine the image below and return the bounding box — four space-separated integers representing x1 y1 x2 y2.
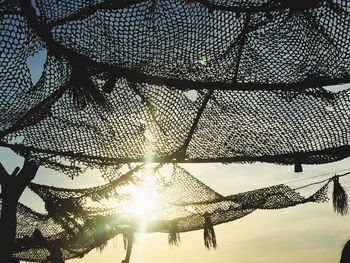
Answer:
292 171 350 191
278 168 350 186
289 171 350 216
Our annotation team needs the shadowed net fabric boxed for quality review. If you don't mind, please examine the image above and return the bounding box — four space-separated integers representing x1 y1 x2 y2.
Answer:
1 1 350 176
10 203 91 262
9 165 332 262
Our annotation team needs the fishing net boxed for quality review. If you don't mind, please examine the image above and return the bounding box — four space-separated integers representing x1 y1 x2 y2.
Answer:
1 1 350 176
1 2 350 262
11 202 91 262
10 164 334 262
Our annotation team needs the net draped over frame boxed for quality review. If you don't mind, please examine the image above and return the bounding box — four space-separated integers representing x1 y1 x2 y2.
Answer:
0 1 350 176
10 165 331 262
1 1 350 262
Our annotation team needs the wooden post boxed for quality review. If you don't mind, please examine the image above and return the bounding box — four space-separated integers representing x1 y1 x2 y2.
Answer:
0 159 39 263
122 232 134 263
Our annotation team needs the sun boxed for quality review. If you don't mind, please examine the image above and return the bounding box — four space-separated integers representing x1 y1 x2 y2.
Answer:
121 172 158 222
124 186 156 218
122 125 158 226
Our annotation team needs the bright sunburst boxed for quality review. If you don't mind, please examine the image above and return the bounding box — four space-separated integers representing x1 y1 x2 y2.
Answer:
120 123 159 230
123 173 157 219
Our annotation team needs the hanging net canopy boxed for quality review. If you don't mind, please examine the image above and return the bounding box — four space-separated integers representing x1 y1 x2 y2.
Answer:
1 0 350 176
9 164 347 262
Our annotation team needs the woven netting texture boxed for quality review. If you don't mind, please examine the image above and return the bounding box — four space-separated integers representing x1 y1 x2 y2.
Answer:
1 0 350 175
2 0 350 88
11 165 330 261
2 202 92 262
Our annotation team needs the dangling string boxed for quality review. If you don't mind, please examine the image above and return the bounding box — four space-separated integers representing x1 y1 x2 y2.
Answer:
168 222 181 247
332 175 348 216
203 212 217 249
168 231 181 247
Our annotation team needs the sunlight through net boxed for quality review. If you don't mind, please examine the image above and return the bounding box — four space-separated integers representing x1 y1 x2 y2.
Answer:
8 164 339 262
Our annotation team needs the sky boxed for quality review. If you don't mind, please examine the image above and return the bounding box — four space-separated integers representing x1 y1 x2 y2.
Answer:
2 8 350 262
1 147 350 263
54 159 350 263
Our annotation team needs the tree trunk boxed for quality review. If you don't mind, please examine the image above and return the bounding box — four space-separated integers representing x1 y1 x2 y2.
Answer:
0 185 21 262
0 159 39 263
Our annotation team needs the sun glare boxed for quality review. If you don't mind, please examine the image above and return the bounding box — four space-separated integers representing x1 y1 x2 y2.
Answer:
122 172 158 223
120 124 158 231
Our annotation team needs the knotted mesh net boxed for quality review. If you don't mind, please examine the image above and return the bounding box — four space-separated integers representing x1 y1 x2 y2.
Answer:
1 2 350 262
0 1 350 177
9 164 332 262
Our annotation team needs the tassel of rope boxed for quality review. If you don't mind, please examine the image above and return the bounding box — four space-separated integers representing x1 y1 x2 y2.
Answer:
168 223 181 247
203 212 217 249
332 175 348 216
69 64 110 111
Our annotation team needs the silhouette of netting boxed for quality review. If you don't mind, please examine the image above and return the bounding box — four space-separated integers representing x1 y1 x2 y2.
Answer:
2 86 350 178
8 0 350 88
1 0 350 176
10 165 331 262
11 202 91 262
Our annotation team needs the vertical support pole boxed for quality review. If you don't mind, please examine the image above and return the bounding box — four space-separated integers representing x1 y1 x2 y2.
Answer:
0 159 39 263
122 232 134 263
0 185 19 262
